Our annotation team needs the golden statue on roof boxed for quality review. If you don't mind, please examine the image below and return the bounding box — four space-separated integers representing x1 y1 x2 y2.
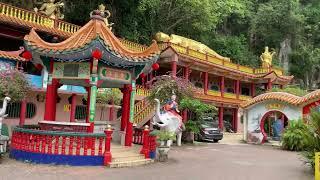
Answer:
260 46 276 68
90 4 114 30
34 0 64 20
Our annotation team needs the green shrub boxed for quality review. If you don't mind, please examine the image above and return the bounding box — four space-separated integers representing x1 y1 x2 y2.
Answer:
281 119 308 151
152 130 176 141
301 111 320 170
185 120 200 134
270 86 307 96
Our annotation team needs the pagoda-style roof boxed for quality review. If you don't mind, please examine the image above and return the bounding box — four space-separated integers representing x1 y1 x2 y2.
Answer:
24 18 160 68
241 89 320 108
0 48 26 62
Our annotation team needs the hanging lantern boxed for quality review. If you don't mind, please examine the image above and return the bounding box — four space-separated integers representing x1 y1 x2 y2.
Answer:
22 51 32 61
92 49 102 59
35 64 43 71
152 63 159 71
139 73 146 79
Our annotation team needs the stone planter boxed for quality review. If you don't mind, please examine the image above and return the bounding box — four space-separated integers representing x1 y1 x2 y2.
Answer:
157 146 170 162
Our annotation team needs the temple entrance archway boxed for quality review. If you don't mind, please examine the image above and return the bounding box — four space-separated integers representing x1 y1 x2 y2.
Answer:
260 110 289 143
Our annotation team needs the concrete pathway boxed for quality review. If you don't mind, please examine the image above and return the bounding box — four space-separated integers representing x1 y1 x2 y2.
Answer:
0 143 313 180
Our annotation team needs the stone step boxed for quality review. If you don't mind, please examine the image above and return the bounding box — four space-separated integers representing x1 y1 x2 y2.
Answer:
112 154 145 162
108 159 154 168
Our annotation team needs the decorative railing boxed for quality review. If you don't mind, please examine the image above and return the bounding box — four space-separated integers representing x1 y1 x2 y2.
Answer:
134 99 155 125
120 39 148 52
224 92 237 99
10 126 113 166
159 42 284 76
136 85 151 97
239 95 251 101
133 128 144 145
207 90 221 96
0 2 80 34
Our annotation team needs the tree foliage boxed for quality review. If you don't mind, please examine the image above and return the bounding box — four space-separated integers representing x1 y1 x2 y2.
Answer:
0 69 30 101
281 119 308 151
3 0 320 89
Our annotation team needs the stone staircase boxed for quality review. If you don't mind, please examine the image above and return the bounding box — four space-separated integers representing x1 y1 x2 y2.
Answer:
109 144 154 168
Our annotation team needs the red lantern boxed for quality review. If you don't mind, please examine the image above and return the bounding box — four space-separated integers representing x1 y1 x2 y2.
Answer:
35 64 43 71
152 63 159 71
22 51 32 61
139 73 146 79
92 49 102 59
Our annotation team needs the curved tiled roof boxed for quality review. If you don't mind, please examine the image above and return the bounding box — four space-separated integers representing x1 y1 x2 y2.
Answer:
241 89 320 108
24 18 160 62
0 50 25 61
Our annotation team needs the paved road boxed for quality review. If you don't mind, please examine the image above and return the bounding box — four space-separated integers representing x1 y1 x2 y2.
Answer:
0 143 313 180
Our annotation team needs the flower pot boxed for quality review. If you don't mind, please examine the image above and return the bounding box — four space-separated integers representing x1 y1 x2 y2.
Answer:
157 146 170 162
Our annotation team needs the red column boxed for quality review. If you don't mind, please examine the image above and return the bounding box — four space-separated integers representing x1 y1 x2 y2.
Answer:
203 72 208 94
280 84 284 89
44 79 59 121
267 79 272 90
251 83 256 97
171 54 178 78
103 126 113 166
120 85 131 131
124 85 133 147
85 87 91 123
70 94 76 122
235 79 240 99
218 106 224 130
220 76 225 97
19 99 26 126
233 108 238 133
184 66 190 80
140 125 150 158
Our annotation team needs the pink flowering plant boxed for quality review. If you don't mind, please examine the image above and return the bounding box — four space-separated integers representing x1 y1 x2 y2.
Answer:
148 75 195 104
0 69 30 101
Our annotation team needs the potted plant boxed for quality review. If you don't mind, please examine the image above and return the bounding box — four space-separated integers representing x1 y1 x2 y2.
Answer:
152 130 176 162
184 120 201 143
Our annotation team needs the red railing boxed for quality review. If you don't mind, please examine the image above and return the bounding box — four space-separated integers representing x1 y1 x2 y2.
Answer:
133 127 144 145
11 125 113 165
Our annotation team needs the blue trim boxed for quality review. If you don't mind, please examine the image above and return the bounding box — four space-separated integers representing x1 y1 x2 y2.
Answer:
10 149 104 166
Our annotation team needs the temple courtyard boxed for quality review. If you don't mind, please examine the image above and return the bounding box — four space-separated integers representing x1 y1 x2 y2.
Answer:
0 142 312 180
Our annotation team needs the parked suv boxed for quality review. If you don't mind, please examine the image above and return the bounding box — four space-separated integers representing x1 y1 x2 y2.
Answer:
195 116 223 142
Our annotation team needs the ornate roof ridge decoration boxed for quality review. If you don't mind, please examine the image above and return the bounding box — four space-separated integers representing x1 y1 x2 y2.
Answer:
0 47 26 61
24 19 160 59
241 89 320 108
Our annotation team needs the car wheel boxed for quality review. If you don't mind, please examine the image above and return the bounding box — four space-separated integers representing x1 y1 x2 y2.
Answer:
213 139 219 143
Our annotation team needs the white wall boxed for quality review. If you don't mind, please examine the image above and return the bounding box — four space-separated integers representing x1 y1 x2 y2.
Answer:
244 100 302 144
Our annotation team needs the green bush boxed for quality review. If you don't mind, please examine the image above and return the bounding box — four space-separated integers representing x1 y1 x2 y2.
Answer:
152 130 176 141
185 120 200 134
301 111 320 170
281 119 308 151
270 86 308 96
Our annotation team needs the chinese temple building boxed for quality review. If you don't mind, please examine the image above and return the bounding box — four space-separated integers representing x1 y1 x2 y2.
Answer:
0 2 298 166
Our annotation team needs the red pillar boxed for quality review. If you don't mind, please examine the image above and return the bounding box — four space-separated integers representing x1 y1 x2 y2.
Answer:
184 66 190 80
251 83 256 98
218 106 224 130
233 108 238 133
171 54 178 78
120 85 131 131
70 94 76 122
220 76 225 97
235 79 240 99
44 79 59 121
19 99 26 126
267 79 272 90
103 126 113 166
203 72 208 94
123 85 133 147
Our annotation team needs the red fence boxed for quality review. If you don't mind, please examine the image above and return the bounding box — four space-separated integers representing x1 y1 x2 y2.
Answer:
10 126 113 166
